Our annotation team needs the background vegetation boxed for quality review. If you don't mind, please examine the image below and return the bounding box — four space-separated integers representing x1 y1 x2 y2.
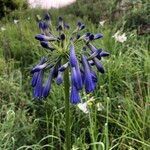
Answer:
0 0 149 149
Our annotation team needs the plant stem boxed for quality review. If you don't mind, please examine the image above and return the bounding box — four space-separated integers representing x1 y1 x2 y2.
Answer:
64 67 71 150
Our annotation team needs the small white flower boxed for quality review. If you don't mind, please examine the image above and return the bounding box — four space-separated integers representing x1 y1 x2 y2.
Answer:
1 27 6 31
77 102 89 114
112 30 127 43
27 17 30 20
14 19 19 24
99 20 106 26
96 102 104 111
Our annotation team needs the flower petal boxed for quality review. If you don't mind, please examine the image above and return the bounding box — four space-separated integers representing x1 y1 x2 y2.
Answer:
71 67 83 90
100 51 110 57
56 71 63 85
69 44 77 67
82 55 95 93
40 41 55 51
70 85 80 104
31 63 47 74
42 68 54 98
94 33 103 39
35 34 57 41
93 57 105 73
31 72 39 87
33 70 43 98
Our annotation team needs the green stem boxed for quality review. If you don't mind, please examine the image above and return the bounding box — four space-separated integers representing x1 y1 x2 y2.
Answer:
64 67 71 150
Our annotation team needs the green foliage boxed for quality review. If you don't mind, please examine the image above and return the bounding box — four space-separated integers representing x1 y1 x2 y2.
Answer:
58 0 149 31
124 0 149 30
0 0 28 18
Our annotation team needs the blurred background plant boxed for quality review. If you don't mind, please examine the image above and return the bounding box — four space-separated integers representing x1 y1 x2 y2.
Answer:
0 0 28 18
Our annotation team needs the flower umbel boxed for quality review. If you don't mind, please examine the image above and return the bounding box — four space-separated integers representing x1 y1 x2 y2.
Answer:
31 13 110 104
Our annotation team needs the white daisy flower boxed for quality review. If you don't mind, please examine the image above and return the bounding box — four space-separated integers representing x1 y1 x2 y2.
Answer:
77 102 89 114
14 19 19 24
99 20 106 26
112 30 127 43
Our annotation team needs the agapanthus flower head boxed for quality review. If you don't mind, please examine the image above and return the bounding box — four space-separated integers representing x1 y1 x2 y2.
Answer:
31 14 110 104
77 21 85 30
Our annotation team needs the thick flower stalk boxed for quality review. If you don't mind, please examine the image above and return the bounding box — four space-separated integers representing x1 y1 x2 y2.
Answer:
31 13 109 104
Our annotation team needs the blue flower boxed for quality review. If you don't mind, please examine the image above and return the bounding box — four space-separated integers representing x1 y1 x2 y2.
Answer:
69 44 77 67
94 33 103 39
92 57 105 74
91 71 97 83
70 85 80 104
58 62 69 72
42 68 54 98
44 13 51 21
40 41 55 51
56 71 63 85
60 33 65 41
31 14 109 104
33 70 44 99
81 55 95 93
77 22 85 30
100 51 110 57
87 43 97 52
87 43 106 59
64 23 70 29
71 67 82 90
35 34 57 41
31 57 47 74
31 72 39 87
39 21 44 30
31 63 47 74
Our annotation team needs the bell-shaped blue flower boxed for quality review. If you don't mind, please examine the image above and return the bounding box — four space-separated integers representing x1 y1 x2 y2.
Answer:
58 62 69 72
31 63 47 74
92 57 105 73
91 71 97 83
40 41 55 51
94 33 103 40
77 22 85 30
42 22 49 30
69 44 77 67
39 21 44 30
44 13 51 21
60 33 65 41
87 43 103 59
70 85 80 104
33 70 44 99
64 23 70 29
100 51 110 57
87 43 97 52
53 61 61 78
56 71 63 85
81 55 95 93
31 72 39 87
42 68 54 98
35 34 57 41
71 67 82 91
83 33 94 43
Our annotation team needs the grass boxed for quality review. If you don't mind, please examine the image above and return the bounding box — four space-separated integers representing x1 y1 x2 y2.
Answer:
0 8 149 150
